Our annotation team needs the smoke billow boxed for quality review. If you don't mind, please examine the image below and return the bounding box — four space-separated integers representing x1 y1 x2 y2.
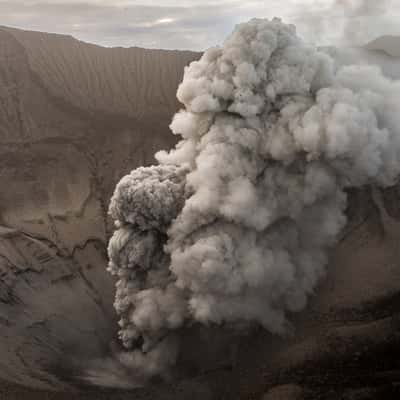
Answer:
107 18 400 382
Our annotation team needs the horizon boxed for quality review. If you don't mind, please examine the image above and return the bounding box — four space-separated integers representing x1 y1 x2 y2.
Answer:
2 20 400 54
2 0 400 51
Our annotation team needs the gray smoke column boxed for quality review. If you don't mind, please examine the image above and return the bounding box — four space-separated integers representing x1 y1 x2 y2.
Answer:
107 18 400 381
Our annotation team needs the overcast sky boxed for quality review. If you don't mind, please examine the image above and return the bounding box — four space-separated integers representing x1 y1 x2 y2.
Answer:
1 0 400 50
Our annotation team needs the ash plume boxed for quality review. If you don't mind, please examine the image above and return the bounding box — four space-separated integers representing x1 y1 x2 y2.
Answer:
106 18 400 383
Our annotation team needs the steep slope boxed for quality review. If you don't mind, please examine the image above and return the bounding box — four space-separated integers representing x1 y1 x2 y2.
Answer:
0 26 199 390
0 26 197 123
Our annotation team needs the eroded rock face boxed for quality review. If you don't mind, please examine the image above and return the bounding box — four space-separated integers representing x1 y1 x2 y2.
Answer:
0 26 199 390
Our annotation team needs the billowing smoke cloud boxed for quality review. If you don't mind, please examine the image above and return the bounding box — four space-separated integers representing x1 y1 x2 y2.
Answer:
107 18 400 382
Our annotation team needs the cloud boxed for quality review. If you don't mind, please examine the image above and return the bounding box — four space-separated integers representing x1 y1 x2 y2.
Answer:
2 1 399 50
0 1 243 50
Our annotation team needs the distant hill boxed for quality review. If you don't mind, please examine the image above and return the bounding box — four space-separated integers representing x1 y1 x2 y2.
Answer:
366 35 400 57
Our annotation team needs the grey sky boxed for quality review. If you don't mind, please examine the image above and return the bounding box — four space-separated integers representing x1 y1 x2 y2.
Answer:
1 0 400 50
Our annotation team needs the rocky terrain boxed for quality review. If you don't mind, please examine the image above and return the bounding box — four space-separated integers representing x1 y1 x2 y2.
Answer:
0 25 198 391
0 26 400 400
